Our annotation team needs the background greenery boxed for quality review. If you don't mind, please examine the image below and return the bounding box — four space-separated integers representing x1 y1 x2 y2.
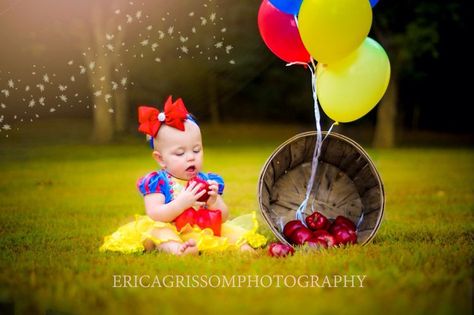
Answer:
0 119 472 315
0 0 471 146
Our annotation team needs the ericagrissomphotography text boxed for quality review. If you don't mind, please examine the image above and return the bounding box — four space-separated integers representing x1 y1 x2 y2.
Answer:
112 274 367 288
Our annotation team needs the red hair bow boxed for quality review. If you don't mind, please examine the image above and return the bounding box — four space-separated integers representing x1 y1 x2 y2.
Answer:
138 96 189 137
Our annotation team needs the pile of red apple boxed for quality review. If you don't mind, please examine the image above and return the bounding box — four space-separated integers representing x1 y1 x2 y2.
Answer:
268 212 358 257
284 212 357 249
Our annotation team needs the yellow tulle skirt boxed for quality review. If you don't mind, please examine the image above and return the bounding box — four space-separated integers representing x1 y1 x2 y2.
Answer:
99 212 267 254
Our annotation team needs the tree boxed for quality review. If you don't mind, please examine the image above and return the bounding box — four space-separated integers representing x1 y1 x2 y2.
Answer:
125 0 274 125
71 0 130 143
372 1 461 147
84 5 114 143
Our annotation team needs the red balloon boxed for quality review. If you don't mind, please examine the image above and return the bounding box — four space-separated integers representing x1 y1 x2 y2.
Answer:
258 0 310 63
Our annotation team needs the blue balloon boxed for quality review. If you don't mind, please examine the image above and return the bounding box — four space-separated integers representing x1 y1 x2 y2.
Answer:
370 0 379 7
269 0 303 15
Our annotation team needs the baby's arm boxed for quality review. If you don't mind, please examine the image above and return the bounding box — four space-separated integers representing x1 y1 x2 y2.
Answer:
206 180 229 221
144 182 206 222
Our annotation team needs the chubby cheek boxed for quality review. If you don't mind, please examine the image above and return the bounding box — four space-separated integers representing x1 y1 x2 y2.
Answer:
161 155 180 170
171 156 187 169
195 153 204 170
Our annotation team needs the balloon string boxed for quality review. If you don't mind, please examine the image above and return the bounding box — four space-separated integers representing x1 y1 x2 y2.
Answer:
306 121 339 212
324 121 339 142
287 59 324 223
285 61 308 67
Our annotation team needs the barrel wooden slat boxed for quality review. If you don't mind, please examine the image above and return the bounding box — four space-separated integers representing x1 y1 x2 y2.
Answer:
289 139 307 169
353 165 379 197
358 210 380 231
257 132 385 246
356 230 372 243
261 183 271 212
263 163 275 193
362 186 384 214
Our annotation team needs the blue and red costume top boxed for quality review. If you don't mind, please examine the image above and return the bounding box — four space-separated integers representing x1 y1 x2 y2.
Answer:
136 169 225 202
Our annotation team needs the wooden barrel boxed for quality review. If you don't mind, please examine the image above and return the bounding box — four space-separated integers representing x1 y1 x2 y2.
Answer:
258 131 384 246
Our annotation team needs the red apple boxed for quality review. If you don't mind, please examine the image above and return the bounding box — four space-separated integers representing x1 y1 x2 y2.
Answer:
289 227 313 245
283 220 305 239
186 177 210 202
332 226 357 245
305 212 330 231
313 230 336 247
306 237 328 249
313 229 330 238
333 216 356 231
268 242 295 257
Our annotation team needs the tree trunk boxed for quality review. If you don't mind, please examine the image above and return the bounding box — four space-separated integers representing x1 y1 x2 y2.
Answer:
208 71 220 125
205 0 220 126
86 4 115 143
114 89 128 133
71 1 127 143
88 53 114 143
373 72 398 148
110 13 128 134
411 104 421 130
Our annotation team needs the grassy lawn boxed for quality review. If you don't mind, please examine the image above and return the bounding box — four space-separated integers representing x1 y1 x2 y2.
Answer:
0 119 473 315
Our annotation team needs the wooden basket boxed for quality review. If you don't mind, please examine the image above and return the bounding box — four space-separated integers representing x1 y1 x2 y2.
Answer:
257 131 384 246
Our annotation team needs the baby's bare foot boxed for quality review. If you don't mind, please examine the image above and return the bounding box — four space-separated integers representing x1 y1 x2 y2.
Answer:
239 243 256 253
156 239 198 256
180 239 199 255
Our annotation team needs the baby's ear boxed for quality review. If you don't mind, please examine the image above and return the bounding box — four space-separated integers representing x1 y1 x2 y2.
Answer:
152 150 165 168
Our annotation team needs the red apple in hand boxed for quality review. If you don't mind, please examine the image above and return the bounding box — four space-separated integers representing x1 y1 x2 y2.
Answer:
313 230 336 247
289 227 313 245
268 242 295 257
283 220 305 240
305 212 330 231
332 226 357 245
186 177 210 202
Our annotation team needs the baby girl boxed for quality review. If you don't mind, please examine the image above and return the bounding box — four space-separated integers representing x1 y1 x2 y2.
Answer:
100 96 267 255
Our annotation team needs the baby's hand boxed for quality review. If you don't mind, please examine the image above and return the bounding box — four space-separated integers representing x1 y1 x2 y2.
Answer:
175 181 207 210
206 180 219 208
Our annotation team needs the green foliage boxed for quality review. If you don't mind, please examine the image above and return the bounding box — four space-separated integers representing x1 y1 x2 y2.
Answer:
0 120 473 315
374 0 464 67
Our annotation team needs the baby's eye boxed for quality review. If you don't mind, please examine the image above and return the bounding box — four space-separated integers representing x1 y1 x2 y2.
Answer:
193 148 201 153
175 151 185 156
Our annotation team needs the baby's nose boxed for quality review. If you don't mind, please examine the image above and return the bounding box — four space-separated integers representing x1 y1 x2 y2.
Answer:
186 152 195 161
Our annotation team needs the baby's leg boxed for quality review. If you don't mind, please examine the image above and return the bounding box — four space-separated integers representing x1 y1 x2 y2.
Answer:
146 227 198 255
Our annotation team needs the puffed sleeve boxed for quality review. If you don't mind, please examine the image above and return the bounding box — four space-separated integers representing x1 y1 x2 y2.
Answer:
206 173 225 195
136 171 165 196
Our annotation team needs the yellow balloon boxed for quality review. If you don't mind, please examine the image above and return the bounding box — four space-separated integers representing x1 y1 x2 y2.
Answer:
317 37 391 123
298 0 372 64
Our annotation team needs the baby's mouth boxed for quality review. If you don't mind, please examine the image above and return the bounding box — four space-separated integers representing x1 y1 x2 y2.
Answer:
186 165 196 172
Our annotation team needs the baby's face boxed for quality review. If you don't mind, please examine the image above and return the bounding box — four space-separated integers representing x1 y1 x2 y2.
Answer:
153 120 203 180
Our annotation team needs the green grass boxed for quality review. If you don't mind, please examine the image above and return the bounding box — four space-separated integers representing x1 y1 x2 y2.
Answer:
0 119 473 315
